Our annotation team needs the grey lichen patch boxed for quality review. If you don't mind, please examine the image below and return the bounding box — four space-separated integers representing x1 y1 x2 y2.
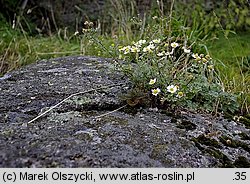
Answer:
74 128 102 145
0 128 15 137
96 114 129 126
150 144 168 160
47 111 82 124
65 96 92 106
38 67 69 73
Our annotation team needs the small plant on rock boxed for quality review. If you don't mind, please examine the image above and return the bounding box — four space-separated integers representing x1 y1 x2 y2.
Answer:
80 16 239 114
117 37 239 113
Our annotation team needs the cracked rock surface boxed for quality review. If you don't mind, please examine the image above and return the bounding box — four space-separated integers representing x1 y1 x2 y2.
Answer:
0 56 249 167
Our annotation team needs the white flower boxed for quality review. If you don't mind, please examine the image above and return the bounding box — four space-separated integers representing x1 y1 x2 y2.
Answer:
165 51 172 56
192 53 199 59
208 65 214 71
202 57 208 63
138 40 147 45
134 40 146 48
151 39 161 44
133 43 140 48
124 47 131 54
205 54 211 60
119 46 126 52
74 31 79 36
143 44 155 52
176 91 184 98
84 21 89 25
119 46 131 54
148 44 155 49
157 51 166 57
149 78 156 85
166 50 174 56
130 46 140 53
167 85 178 93
84 21 94 27
152 88 161 96
171 42 179 48
143 47 150 52
182 47 191 53
192 53 201 61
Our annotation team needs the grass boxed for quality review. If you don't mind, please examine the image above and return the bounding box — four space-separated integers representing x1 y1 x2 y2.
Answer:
207 32 250 114
0 25 123 75
0 27 79 74
208 33 250 63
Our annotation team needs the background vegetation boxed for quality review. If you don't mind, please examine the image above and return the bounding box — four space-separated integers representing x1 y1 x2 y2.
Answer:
0 0 249 115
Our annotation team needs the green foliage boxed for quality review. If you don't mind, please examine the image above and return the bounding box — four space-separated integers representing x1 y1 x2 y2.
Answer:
174 0 250 37
0 23 105 75
116 34 238 113
207 32 250 114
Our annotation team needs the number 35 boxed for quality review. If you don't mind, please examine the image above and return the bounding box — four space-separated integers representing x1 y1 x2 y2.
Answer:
234 172 247 180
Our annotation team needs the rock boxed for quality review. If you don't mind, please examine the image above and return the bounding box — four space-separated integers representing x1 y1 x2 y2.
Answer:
0 56 249 167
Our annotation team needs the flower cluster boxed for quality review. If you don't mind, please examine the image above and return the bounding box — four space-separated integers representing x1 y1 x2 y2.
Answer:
118 39 202 65
82 21 97 34
119 39 164 55
149 78 184 98
118 37 217 110
119 39 147 54
192 53 211 63
119 46 132 54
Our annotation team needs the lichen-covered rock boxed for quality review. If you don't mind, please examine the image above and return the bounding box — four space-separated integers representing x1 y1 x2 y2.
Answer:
0 56 249 167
